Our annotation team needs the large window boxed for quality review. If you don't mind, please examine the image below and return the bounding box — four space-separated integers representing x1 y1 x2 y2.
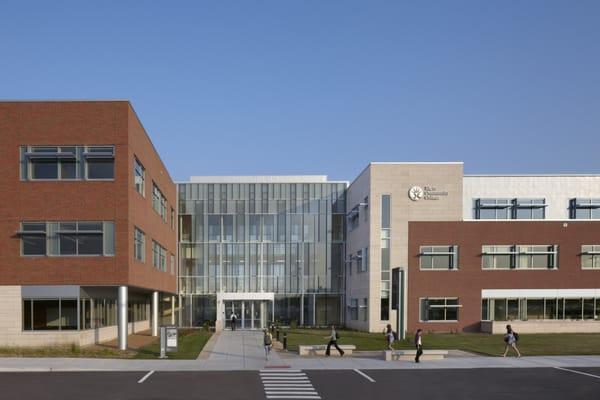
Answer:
419 246 459 270
134 157 145 196
152 240 167 271
23 298 77 331
134 227 145 262
482 245 558 269
152 183 168 221
420 298 460 322
474 198 546 219
21 145 114 181
381 195 391 320
582 245 600 269
482 297 600 321
570 198 600 219
20 221 114 256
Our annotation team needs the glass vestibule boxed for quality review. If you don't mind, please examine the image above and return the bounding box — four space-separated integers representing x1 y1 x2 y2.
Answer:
223 300 273 330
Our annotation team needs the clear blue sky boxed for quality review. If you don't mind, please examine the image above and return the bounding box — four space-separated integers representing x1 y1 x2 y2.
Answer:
2 1 599 181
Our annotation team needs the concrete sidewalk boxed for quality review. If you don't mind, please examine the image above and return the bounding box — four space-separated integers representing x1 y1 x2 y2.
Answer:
1 354 600 372
1 330 600 372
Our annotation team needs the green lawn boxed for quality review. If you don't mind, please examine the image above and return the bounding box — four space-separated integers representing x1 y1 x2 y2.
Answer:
282 328 600 356
134 329 212 359
0 345 134 359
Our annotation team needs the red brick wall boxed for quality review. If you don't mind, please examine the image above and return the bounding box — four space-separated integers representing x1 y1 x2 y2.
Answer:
0 101 176 293
407 221 600 332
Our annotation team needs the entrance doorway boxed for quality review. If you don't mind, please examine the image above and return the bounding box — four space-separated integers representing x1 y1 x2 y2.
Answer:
224 300 273 330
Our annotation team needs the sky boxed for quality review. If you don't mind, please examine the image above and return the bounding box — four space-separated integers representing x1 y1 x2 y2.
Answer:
1 1 599 181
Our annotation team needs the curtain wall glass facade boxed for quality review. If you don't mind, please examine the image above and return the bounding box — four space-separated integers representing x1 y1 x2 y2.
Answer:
178 181 346 327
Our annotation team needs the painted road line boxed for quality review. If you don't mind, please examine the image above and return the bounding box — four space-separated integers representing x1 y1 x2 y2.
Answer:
554 367 600 380
261 376 311 380
353 369 376 383
137 370 155 384
266 397 320 400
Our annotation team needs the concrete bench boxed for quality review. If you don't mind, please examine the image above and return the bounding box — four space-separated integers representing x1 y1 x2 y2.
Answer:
298 344 356 356
384 349 448 361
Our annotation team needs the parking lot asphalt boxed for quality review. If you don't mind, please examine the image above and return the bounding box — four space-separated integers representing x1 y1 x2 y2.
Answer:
0 367 598 400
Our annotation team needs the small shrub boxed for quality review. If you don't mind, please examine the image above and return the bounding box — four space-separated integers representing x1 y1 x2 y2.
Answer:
290 320 298 329
70 343 81 354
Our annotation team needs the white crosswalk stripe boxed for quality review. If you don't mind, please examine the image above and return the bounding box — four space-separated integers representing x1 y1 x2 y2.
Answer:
260 369 322 400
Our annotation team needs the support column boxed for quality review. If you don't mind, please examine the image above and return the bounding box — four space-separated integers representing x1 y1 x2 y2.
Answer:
152 291 159 337
171 295 176 325
118 286 128 350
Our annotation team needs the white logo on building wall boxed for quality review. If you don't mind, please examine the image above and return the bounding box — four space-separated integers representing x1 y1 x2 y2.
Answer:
408 186 424 201
408 185 448 201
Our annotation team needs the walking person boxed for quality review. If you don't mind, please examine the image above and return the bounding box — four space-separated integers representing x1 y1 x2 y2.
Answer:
414 329 423 363
324 324 344 357
502 324 521 357
385 324 395 350
230 311 237 331
263 329 273 360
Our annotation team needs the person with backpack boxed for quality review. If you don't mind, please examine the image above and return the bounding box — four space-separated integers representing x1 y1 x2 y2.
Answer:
263 329 273 360
414 328 423 363
502 324 521 357
324 324 344 356
230 312 238 331
385 324 395 350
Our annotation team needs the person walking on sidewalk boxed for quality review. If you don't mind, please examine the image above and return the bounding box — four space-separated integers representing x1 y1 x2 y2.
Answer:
230 312 238 331
502 324 521 357
385 324 395 350
414 329 423 363
324 324 344 357
263 329 273 360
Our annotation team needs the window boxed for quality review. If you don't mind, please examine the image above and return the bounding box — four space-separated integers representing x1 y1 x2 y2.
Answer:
482 245 513 269
474 198 546 219
152 240 167 271
134 227 145 262
21 145 114 181
514 199 546 219
21 221 114 256
347 205 360 231
134 157 145 196
58 221 104 255
419 246 459 270
21 146 78 180
170 207 175 230
152 183 167 221
20 222 47 255
381 195 391 320
358 247 369 272
570 198 600 219
84 146 115 179
171 253 175 275
482 245 558 269
359 298 368 322
420 298 460 321
349 298 358 320
482 297 599 321
474 198 511 219
22 298 78 331
582 245 600 269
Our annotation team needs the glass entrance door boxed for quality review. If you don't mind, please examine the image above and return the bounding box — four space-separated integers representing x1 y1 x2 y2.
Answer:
223 300 272 330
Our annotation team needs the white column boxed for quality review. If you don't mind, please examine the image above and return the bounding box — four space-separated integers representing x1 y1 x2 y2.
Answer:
118 286 128 350
152 291 159 337
171 295 175 325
